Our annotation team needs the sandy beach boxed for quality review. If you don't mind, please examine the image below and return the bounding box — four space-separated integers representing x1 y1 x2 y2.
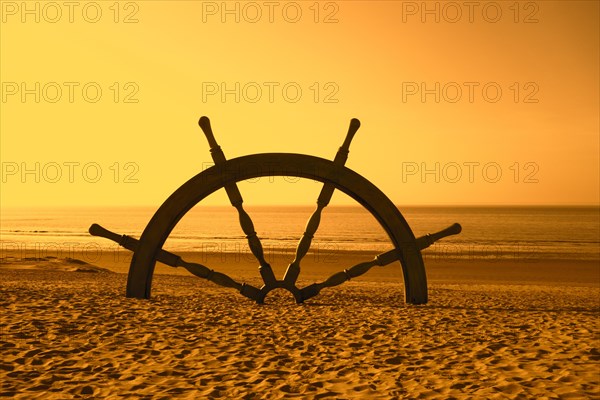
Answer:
1 251 598 399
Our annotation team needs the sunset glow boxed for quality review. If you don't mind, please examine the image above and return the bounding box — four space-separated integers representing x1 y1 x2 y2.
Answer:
1 1 598 206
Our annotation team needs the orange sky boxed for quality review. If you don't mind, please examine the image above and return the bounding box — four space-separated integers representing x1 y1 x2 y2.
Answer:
1 1 598 206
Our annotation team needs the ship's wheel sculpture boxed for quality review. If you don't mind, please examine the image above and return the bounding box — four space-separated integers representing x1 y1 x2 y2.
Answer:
89 116 461 305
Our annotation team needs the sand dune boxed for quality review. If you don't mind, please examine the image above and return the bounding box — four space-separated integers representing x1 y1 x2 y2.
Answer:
1 257 599 399
0 256 113 273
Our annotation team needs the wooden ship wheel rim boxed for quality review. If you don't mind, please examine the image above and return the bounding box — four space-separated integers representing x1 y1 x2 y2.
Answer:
126 153 428 304
90 116 461 305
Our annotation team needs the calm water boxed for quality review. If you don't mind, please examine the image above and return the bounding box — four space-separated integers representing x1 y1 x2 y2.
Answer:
1 206 599 262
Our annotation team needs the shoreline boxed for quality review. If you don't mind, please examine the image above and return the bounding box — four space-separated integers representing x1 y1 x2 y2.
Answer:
1 249 598 288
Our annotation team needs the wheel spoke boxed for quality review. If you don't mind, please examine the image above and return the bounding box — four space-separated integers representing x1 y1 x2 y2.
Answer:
88 224 263 302
198 117 277 287
300 249 398 301
283 118 361 285
299 224 462 302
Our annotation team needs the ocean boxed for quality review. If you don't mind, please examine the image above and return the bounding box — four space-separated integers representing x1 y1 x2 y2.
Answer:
1 206 598 263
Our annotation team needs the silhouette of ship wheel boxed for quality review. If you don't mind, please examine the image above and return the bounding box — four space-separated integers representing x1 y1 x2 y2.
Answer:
90 116 461 305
